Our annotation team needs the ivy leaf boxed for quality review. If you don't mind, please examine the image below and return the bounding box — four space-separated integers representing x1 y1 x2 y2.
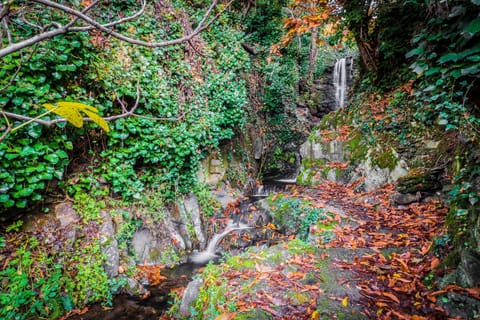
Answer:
405 46 424 58
464 17 480 34
13 188 34 198
438 53 458 63
44 153 60 164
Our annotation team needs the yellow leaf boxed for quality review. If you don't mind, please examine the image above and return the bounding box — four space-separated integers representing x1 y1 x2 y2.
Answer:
43 103 83 128
81 109 110 132
57 101 99 113
341 296 348 307
43 101 110 132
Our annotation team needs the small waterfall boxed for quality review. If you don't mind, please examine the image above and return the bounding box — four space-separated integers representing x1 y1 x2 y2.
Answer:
333 58 348 109
188 220 252 264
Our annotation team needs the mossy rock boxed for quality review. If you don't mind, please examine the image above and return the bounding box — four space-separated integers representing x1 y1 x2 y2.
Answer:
235 309 273 320
372 149 398 171
397 168 443 194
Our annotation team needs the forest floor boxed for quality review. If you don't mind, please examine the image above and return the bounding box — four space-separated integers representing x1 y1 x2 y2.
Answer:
164 181 479 319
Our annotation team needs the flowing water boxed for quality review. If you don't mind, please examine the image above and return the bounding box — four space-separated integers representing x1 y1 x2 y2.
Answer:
66 183 287 319
333 58 347 109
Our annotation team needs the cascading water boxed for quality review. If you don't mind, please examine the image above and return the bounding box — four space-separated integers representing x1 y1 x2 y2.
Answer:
333 58 348 109
188 220 253 264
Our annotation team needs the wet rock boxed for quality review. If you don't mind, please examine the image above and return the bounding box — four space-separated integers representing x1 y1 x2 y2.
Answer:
100 210 119 278
390 192 422 205
254 137 263 160
458 249 480 288
123 277 149 296
180 278 203 316
438 291 480 319
131 229 162 265
55 202 79 227
54 202 79 249
397 168 443 194
212 184 237 209
181 193 206 248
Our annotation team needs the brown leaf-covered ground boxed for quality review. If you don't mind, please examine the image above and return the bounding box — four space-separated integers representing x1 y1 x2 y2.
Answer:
168 180 477 319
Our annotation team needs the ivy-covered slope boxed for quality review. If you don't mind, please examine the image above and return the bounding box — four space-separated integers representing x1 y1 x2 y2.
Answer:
0 1 251 214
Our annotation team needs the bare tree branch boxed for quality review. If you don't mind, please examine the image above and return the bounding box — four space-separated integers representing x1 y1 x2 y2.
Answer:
0 0 224 58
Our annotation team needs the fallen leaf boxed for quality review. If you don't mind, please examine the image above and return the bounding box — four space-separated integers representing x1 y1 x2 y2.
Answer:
382 291 400 304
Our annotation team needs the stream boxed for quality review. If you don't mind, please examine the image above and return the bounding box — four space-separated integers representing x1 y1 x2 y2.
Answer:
66 182 289 319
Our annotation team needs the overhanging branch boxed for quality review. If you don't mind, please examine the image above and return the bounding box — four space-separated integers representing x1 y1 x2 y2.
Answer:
0 0 224 58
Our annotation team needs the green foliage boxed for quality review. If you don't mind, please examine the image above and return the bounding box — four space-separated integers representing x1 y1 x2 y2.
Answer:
268 194 328 241
0 233 112 320
406 0 480 134
0 30 96 213
405 1 480 255
73 192 107 223
193 263 231 319
94 6 249 200
66 241 110 306
0 132 71 210
194 183 220 217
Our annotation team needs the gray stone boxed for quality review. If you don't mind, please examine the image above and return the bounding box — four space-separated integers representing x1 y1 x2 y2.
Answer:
458 249 480 287
389 160 409 182
212 183 237 209
163 213 187 251
209 159 223 174
55 202 79 227
390 192 421 205
182 193 206 248
123 277 149 296
131 229 162 265
180 278 203 316
100 210 119 278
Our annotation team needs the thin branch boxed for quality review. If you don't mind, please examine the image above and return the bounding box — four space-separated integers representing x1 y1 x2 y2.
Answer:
0 0 222 58
0 111 12 142
1 16 12 45
20 13 43 31
39 0 220 45
0 2 10 21
0 0 96 58
72 0 147 31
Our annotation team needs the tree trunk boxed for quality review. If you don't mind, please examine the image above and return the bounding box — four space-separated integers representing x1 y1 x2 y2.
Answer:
307 27 319 83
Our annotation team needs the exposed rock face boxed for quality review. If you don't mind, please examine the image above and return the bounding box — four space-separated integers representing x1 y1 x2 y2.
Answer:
459 249 480 288
298 128 408 190
180 193 206 249
179 278 203 316
100 210 119 278
55 202 80 227
131 229 162 265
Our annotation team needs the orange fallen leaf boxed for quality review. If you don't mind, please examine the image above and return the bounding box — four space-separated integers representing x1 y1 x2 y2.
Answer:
382 291 400 304
430 257 440 269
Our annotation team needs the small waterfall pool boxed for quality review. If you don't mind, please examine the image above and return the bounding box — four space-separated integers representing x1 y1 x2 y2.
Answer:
66 181 293 319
